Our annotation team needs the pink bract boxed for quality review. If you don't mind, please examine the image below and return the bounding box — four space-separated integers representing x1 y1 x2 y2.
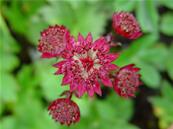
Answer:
112 12 142 39
38 25 70 58
48 98 80 126
113 64 141 98
54 33 119 97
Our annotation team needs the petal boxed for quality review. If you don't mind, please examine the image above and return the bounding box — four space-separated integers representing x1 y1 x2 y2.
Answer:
78 33 85 44
92 37 105 50
130 31 142 39
63 30 70 44
77 85 86 97
70 83 78 91
41 53 55 58
54 69 62 75
66 37 74 50
101 76 113 87
102 44 110 53
85 32 93 43
62 73 72 85
133 67 140 72
67 36 75 49
105 64 118 71
106 53 119 62
53 60 66 68
121 64 135 70
87 85 94 97
93 81 102 96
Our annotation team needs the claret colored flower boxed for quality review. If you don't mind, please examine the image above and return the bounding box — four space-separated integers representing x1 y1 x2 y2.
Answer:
112 12 142 39
38 25 70 58
54 33 119 97
48 98 80 126
113 64 141 98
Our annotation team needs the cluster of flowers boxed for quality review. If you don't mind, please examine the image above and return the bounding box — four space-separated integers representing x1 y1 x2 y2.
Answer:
38 12 142 126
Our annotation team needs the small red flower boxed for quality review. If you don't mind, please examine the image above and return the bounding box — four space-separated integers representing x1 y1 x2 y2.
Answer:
54 33 119 97
113 64 141 98
112 12 142 39
48 98 80 126
38 25 70 58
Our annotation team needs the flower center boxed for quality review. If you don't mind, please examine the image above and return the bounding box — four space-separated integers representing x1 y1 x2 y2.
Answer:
72 49 101 80
80 57 94 72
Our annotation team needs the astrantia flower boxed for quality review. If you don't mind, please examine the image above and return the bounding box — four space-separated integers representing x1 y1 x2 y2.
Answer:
113 64 141 98
48 98 80 126
38 25 70 58
112 12 142 39
54 33 119 97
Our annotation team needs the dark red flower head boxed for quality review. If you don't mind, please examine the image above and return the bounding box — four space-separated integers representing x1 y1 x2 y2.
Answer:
48 98 80 126
112 12 142 39
54 33 119 97
38 25 70 58
113 64 141 98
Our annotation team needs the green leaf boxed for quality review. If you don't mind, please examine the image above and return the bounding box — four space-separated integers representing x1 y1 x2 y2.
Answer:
0 116 16 129
150 97 173 129
161 81 173 100
96 93 133 121
112 0 136 12
165 44 173 80
136 0 159 33
17 65 39 90
34 59 68 101
113 34 157 66
74 96 91 117
26 18 48 45
95 100 118 122
1 0 45 34
93 93 137 129
139 43 168 70
0 102 3 116
14 91 59 129
2 0 28 33
159 0 173 9
160 12 173 36
72 4 107 39
150 80 173 129
0 14 20 53
40 71 66 101
0 73 19 103
136 62 161 88
0 53 19 72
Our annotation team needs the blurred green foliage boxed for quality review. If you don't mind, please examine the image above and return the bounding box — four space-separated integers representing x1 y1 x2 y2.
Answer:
0 0 173 129
150 81 173 129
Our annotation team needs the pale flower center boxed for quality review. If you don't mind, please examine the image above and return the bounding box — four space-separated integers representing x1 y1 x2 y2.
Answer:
72 49 101 79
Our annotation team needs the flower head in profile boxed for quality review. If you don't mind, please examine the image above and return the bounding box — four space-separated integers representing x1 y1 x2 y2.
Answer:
112 12 142 39
48 98 80 126
38 25 70 58
54 33 119 97
113 64 141 98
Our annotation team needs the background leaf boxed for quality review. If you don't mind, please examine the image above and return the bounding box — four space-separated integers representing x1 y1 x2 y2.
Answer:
136 0 159 33
160 12 173 36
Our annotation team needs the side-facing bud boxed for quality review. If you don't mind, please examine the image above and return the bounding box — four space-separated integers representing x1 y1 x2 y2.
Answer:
113 64 141 98
112 12 142 39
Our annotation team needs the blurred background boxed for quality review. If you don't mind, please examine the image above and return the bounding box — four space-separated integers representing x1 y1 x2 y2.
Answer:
0 0 173 129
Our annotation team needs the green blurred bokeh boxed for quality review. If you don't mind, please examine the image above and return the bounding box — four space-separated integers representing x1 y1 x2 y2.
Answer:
0 0 173 129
